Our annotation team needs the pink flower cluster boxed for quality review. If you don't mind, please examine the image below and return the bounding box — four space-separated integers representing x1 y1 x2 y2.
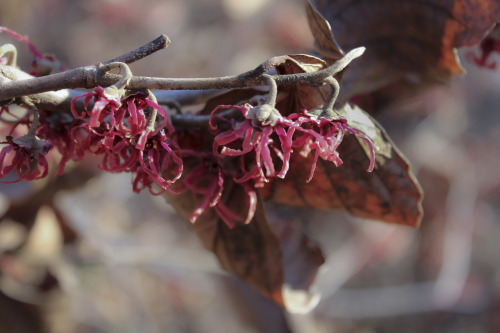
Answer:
69 88 183 194
0 105 51 183
0 135 50 183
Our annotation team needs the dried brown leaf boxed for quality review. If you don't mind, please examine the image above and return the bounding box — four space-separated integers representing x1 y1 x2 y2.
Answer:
309 0 500 100
268 214 325 291
305 0 344 61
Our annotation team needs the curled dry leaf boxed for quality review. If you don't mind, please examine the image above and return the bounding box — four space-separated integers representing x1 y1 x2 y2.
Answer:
305 0 344 61
267 212 325 291
266 211 324 313
307 0 500 102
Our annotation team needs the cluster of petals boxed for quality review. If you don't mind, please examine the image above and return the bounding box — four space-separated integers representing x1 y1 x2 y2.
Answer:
287 113 375 181
0 134 51 183
175 151 257 228
67 88 183 194
210 104 292 187
209 104 375 186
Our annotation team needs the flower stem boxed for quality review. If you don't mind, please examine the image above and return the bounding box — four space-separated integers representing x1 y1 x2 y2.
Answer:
28 106 39 136
145 91 159 132
320 76 341 119
262 74 278 106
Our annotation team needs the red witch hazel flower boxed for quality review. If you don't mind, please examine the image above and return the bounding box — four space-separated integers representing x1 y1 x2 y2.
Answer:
73 86 121 132
210 103 291 187
70 62 135 138
174 151 257 229
0 116 51 183
209 102 375 187
132 129 183 195
287 109 375 181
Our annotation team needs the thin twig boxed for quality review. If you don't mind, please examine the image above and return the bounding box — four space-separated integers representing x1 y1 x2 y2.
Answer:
103 34 170 65
0 34 170 101
0 68 88 111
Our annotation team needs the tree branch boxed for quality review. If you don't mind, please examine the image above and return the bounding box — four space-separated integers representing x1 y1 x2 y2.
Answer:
0 47 365 102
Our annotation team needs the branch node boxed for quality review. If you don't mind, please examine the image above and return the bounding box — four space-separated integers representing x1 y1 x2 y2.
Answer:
98 62 132 91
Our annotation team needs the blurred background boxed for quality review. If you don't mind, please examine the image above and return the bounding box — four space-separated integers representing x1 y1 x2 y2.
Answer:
1 0 500 332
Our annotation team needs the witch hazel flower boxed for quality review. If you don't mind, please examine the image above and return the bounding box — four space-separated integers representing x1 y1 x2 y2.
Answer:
71 62 132 135
175 151 257 228
70 104 182 195
288 109 375 182
210 103 294 187
72 85 122 131
104 93 182 195
0 109 51 183
132 130 183 195
0 136 51 183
